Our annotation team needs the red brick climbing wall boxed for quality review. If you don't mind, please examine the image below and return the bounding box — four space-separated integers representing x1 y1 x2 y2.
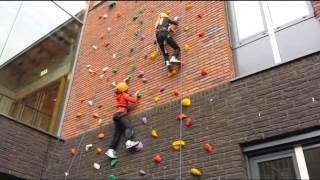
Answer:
62 1 234 138
312 1 320 20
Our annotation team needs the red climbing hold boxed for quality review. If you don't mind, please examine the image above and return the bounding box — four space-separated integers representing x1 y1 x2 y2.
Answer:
93 113 99 118
96 147 103 155
70 148 76 156
176 113 187 120
79 97 85 103
98 133 105 139
97 105 103 108
153 154 162 164
200 69 208 76
185 118 193 127
197 13 204 18
98 15 102 19
75 113 82 118
173 90 179 97
204 143 213 153
198 32 205 37
116 12 122 17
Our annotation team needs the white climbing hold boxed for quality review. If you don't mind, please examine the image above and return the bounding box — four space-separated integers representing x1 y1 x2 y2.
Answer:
112 53 117 59
312 97 315 102
99 74 104 79
111 82 117 87
88 100 93 106
258 113 261 117
210 98 213 102
141 117 147 124
65 172 69 177
87 65 91 69
107 27 111 32
173 16 179 21
93 162 100 170
103 14 108 18
86 144 93 152
88 69 95 73
98 119 103 125
92 45 97 50
102 67 109 72
139 169 147 176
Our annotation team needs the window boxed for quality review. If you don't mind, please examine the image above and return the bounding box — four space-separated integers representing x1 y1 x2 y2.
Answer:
227 1 320 77
0 1 87 135
244 131 320 179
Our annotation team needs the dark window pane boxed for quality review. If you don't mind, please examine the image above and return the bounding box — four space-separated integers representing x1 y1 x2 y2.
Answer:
258 157 297 180
304 146 320 180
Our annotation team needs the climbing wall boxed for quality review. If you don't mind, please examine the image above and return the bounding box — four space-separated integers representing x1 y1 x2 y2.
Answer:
62 1 234 138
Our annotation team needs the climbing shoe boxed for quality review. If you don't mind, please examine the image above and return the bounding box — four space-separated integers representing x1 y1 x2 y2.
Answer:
169 56 181 63
125 140 140 149
105 149 117 159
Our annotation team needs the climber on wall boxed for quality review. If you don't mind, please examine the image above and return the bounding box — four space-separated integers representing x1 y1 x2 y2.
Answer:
155 12 181 71
105 82 141 159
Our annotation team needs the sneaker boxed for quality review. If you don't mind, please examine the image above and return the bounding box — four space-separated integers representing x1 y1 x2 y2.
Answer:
165 60 171 67
126 140 140 149
169 56 181 63
105 149 117 159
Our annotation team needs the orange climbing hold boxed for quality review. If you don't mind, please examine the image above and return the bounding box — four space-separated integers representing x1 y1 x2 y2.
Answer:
185 118 193 127
96 147 103 155
98 133 105 139
173 90 179 97
153 154 162 164
79 97 85 103
75 113 82 118
198 32 205 37
176 113 187 120
116 12 122 17
204 143 213 153
201 69 208 76
92 112 99 118
197 13 204 18
70 148 76 156
97 105 103 108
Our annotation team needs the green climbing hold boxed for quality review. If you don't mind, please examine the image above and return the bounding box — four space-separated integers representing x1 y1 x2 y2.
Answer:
139 8 145 14
110 159 118 167
130 47 135 53
132 16 138 21
130 64 136 72
137 91 143 98
124 75 132 82
109 2 116 9
112 68 118 74
139 20 144 25
133 31 140 37
108 175 117 180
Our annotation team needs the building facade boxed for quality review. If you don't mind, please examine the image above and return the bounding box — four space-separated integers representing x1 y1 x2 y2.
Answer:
0 1 320 179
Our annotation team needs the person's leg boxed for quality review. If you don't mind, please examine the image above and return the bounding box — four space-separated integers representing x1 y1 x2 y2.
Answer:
166 35 181 62
156 32 170 66
106 114 122 158
118 113 140 149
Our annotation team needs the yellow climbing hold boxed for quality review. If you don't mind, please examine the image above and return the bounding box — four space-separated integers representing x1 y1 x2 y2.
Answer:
191 168 201 176
184 26 189 32
150 50 160 60
172 140 185 150
166 10 171 16
185 4 193 10
167 70 177 77
151 129 159 137
181 97 191 107
184 44 190 53
154 96 160 103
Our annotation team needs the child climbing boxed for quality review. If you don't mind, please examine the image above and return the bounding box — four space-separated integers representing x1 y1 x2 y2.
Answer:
155 12 181 70
105 82 141 159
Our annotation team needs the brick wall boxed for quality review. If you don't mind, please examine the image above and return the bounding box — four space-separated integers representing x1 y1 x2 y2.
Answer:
45 52 320 179
0 115 58 179
62 1 234 138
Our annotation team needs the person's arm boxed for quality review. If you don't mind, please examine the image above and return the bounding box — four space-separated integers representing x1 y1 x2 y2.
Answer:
168 18 178 25
123 93 138 104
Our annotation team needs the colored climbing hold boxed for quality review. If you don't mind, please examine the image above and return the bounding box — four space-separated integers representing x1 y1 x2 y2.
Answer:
65 172 69 177
150 50 160 60
201 69 208 76
183 44 190 53
153 154 162 164
99 74 104 79
98 15 102 19
92 45 97 50
98 132 105 139
204 143 213 153
153 96 160 103
88 100 93 106
181 97 191 107
112 68 118 74
124 75 132 83
111 82 117 87
133 31 140 37
92 112 99 118
109 2 116 9
96 147 103 155
100 34 104 39
103 14 108 19
141 117 147 124
185 118 193 127
151 129 159 137
93 162 100 170
184 26 189 32
167 70 177 77
198 31 206 37
137 91 143 99
166 10 171 16
173 90 179 97
79 97 85 103
75 113 82 118
185 3 193 10
97 105 103 109
132 16 138 21
130 47 135 53
142 78 148 84
85 144 93 152
112 53 117 59
111 159 118 167
107 27 111 32
135 142 143 151
197 13 204 18
137 71 144 78
191 168 202 176
159 86 165 92
140 34 145 41
108 175 117 180
116 12 122 17
70 148 76 156
86 65 91 69
98 119 103 125
139 8 145 14
139 20 144 25
172 140 185 150
176 113 187 120
130 64 136 72
102 67 109 73
105 42 110 47
143 52 148 59
139 169 147 176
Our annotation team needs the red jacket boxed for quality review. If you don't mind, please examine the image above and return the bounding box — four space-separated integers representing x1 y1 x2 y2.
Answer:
115 92 137 113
